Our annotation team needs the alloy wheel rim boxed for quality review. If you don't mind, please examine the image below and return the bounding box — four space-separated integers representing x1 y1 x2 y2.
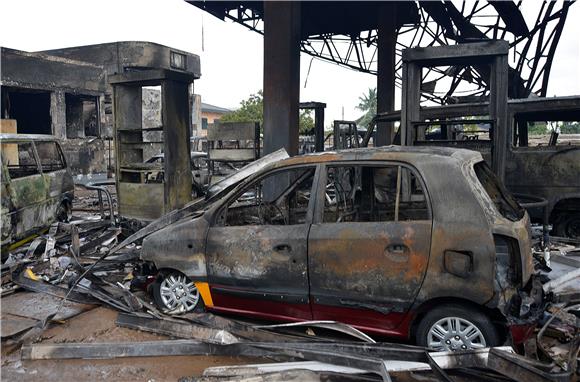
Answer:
427 316 486 351
159 274 199 312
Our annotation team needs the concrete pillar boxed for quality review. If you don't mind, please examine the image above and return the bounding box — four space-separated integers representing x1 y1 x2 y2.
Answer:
162 79 193 212
314 107 325 152
376 4 398 146
263 1 301 156
50 91 66 139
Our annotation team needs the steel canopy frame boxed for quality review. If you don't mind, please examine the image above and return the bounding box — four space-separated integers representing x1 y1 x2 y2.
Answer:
190 0 574 105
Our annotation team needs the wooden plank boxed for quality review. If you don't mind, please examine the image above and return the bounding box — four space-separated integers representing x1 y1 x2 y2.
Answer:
21 340 212 360
0 119 17 133
207 122 257 141
1 119 19 165
209 148 256 162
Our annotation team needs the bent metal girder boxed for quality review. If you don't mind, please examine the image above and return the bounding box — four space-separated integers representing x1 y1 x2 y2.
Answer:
192 0 573 104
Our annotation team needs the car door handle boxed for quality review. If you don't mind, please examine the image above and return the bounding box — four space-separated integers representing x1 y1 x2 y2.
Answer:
386 244 408 254
273 244 291 252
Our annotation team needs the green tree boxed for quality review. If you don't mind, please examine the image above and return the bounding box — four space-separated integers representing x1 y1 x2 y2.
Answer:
220 90 264 124
220 90 314 134
561 121 580 134
356 87 377 128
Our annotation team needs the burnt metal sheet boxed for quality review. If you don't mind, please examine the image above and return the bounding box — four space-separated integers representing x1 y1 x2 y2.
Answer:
180 312 313 343
21 340 213 360
487 347 572 382
0 313 39 339
116 312 240 345
0 291 94 329
202 361 367 378
254 321 375 343
12 270 99 305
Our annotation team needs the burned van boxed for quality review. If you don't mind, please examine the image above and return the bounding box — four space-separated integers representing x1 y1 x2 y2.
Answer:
1 134 74 254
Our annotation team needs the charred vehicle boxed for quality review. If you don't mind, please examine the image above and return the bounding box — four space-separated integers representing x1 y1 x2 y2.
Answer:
141 147 543 350
392 96 580 239
144 151 210 197
1 134 74 255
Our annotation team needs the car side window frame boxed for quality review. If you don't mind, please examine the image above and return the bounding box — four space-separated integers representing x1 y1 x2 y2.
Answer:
312 160 433 224
1 140 43 180
34 140 67 174
210 164 322 227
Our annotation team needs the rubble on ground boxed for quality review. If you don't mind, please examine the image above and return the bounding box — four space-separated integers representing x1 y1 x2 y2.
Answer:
1 191 579 382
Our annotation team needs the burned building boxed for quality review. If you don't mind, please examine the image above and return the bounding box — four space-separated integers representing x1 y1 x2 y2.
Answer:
0 41 200 175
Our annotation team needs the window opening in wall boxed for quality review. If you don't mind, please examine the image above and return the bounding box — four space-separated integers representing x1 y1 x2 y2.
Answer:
82 98 99 137
2 88 51 134
66 94 100 138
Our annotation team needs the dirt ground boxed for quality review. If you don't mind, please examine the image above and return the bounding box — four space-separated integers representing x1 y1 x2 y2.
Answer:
1 306 263 381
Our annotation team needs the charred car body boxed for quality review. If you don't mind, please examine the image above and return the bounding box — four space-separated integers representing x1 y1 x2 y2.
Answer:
1 134 74 254
141 147 543 350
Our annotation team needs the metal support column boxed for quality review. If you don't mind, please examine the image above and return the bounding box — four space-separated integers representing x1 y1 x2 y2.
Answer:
263 1 301 156
376 3 397 146
490 54 509 181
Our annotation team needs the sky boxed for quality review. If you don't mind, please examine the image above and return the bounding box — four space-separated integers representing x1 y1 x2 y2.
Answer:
1 0 579 126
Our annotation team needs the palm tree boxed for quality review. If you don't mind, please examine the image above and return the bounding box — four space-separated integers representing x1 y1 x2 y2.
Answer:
356 87 377 128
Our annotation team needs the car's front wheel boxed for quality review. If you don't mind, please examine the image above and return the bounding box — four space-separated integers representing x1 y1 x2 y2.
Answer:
415 304 499 351
152 271 202 314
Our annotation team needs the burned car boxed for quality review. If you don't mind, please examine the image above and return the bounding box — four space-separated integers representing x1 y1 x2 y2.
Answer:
144 151 210 196
141 146 543 350
1 134 74 256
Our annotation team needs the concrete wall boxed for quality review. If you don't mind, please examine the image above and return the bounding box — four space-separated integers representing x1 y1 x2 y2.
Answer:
1 43 201 176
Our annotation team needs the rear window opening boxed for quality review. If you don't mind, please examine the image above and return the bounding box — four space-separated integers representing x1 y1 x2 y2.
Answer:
474 161 525 222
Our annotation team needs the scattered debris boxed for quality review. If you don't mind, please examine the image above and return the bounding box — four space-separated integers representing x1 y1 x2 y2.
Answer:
1 160 578 382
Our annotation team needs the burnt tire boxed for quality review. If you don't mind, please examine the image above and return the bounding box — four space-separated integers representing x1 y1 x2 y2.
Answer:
553 212 580 240
415 304 499 351
152 271 204 314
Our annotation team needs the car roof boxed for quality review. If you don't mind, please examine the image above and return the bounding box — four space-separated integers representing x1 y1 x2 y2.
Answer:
0 133 60 142
276 145 482 168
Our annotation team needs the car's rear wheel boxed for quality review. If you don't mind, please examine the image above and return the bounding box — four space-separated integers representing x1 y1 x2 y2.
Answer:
152 271 202 314
415 304 499 351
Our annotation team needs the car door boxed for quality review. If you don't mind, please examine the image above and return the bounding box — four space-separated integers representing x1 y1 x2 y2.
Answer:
205 165 319 320
308 162 432 333
35 141 73 215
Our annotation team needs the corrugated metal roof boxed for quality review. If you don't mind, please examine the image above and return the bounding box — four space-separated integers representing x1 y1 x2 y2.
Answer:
201 102 231 114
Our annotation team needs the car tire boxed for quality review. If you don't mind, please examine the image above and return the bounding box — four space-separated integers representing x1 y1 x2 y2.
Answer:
415 304 500 351
553 212 580 239
152 271 204 314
